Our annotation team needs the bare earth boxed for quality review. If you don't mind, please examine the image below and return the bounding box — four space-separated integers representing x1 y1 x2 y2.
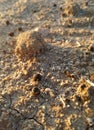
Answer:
0 0 94 130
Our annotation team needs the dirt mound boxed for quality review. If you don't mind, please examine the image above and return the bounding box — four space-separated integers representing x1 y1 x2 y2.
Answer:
15 30 46 61
62 2 81 17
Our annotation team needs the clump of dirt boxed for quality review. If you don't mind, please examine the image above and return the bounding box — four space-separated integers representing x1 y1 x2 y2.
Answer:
77 83 90 103
15 30 46 61
62 2 81 17
76 79 94 111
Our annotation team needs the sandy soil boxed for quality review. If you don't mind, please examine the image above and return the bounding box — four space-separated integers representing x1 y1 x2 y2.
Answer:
0 0 94 130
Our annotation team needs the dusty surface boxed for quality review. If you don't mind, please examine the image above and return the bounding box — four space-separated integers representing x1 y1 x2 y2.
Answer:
0 0 94 130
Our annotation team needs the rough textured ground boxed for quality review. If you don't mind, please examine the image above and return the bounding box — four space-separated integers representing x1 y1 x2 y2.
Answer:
0 0 94 130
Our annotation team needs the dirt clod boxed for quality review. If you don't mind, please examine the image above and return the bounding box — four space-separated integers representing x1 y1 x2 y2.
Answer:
15 30 46 61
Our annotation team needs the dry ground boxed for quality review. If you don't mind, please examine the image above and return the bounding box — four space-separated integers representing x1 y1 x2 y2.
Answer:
0 0 94 130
